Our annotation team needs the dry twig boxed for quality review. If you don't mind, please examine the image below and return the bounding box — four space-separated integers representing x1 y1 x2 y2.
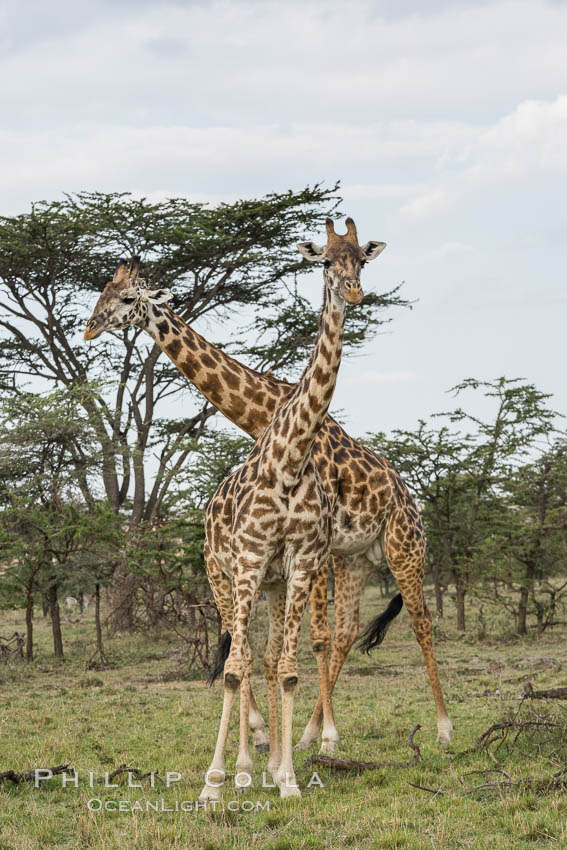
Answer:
0 763 71 784
407 782 445 797
459 718 562 757
522 682 567 701
107 764 165 784
306 725 421 772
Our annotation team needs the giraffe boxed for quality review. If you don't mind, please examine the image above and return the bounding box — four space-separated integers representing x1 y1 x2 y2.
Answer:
84 225 453 754
199 217 367 801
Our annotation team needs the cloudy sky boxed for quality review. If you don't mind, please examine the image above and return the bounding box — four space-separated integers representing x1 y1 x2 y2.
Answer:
2 0 566 436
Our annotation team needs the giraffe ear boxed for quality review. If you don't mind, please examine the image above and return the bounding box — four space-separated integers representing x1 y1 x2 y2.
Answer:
360 241 387 261
147 288 173 305
296 241 325 262
112 259 130 285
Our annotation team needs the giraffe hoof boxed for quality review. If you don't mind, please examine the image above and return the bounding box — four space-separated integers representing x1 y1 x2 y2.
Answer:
295 724 320 751
318 739 338 756
436 718 454 747
279 784 301 799
199 786 222 803
268 759 280 781
252 728 270 751
295 737 317 751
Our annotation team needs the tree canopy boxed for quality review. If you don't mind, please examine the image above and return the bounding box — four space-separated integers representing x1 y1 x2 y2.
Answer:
0 187 407 526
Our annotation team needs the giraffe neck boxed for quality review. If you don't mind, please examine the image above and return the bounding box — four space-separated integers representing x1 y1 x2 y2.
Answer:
268 279 346 482
142 303 291 440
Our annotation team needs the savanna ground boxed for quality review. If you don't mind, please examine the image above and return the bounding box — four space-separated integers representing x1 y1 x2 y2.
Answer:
2 587 567 850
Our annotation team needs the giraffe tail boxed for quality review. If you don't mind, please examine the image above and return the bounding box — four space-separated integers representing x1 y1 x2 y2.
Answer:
357 593 403 654
208 631 232 685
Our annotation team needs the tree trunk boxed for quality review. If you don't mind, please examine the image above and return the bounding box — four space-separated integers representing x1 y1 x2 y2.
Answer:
432 563 444 618
47 583 64 659
517 587 529 635
534 594 547 636
455 576 466 632
25 590 34 662
108 569 136 633
94 583 104 655
518 561 535 635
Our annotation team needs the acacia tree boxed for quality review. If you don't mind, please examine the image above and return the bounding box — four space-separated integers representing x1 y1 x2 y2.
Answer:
365 378 558 631
123 429 253 628
441 378 557 629
0 188 407 629
478 440 567 634
364 422 475 620
0 389 114 659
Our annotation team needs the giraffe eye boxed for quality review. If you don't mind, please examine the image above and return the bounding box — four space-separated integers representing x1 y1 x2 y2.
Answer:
122 296 136 304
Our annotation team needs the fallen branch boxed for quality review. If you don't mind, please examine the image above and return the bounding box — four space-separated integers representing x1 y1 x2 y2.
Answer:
462 767 512 782
415 765 567 800
306 725 421 772
0 763 70 784
85 646 114 671
463 779 514 796
522 682 567 701
407 782 445 796
460 718 562 756
528 621 567 629
460 768 513 796
0 632 24 664
107 764 165 784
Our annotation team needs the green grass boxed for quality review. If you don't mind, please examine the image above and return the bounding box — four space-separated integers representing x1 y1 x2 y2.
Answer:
2 588 567 849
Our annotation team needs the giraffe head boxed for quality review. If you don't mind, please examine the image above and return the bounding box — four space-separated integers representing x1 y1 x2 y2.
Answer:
83 257 172 340
296 217 385 305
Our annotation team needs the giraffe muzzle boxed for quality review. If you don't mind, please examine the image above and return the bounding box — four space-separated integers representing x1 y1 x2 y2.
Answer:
343 285 363 306
83 321 102 340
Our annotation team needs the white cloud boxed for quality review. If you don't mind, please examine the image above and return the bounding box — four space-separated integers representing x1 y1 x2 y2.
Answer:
342 183 424 202
401 96 567 220
0 0 566 436
3 0 567 125
0 0 566 219
3 95 565 220
426 241 473 260
401 189 452 220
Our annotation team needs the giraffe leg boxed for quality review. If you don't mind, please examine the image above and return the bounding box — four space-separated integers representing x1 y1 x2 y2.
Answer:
223 555 267 688
235 643 254 794
200 556 263 802
203 542 269 751
384 511 453 746
296 555 373 750
307 561 338 754
199 544 236 802
248 687 269 752
203 539 234 655
199 673 238 802
264 587 286 782
276 565 314 799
